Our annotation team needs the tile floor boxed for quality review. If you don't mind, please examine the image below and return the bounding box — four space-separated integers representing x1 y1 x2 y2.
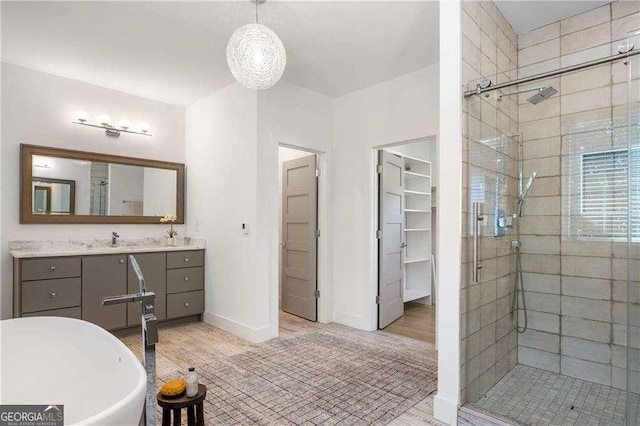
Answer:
472 364 640 425
119 311 445 425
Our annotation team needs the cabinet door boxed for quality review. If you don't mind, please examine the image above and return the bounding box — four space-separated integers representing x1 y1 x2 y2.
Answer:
82 254 127 330
127 253 166 326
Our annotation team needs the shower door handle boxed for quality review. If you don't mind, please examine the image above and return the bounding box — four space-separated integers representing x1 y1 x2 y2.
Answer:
473 203 484 284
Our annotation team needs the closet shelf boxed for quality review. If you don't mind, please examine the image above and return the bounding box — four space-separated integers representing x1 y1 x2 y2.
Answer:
404 190 430 196
404 228 430 232
404 257 431 264
404 209 431 213
401 154 430 165
404 171 430 180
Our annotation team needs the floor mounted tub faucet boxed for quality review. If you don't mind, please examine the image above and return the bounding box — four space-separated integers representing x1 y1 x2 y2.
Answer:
102 255 157 426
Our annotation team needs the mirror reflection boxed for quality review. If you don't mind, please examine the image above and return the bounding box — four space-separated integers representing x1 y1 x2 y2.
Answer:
31 155 177 217
32 177 75 215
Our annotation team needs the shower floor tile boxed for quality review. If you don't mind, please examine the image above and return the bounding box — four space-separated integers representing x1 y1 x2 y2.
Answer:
470 365 639 425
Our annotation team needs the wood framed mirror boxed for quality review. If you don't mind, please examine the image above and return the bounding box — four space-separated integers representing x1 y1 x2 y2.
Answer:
21 144 185 224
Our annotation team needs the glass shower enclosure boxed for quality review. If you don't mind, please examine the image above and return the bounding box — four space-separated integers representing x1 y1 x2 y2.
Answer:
461 41 639 425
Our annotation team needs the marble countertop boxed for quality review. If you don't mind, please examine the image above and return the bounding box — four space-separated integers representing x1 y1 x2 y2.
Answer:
10 237 206 258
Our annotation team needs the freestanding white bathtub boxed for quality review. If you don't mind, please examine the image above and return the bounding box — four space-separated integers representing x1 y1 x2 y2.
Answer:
0 317 146 425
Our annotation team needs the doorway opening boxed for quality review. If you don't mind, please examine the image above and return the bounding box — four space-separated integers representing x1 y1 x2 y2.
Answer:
376 139 437 343
278 145 320 322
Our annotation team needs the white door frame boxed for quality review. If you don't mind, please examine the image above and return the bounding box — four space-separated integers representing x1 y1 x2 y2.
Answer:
278 143 331 325
370 136 437 330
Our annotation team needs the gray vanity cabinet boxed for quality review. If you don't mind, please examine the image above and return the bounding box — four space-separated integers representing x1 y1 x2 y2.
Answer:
127 252 167 326
14 249 205 331
13 256 82 319
82 254 128 330
166 251 204 320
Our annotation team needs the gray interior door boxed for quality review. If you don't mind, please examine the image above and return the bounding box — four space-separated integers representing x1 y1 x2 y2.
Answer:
378 150 405 328
281 154 318 321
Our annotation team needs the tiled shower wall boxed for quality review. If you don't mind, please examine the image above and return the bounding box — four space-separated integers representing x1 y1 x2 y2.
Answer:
516 1 640 389
90 162 109 215
460 0 519 403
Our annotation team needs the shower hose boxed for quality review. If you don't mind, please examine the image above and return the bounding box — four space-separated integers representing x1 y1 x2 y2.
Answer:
511 200 528 333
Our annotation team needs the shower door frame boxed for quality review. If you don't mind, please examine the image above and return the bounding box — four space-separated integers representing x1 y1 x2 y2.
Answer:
462 46 640 425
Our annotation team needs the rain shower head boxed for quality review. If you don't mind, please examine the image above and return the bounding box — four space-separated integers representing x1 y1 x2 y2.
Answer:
527 86 558 104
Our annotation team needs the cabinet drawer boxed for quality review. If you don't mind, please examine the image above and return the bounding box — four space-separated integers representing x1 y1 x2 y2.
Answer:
167 267 204 294
21 257 81 281
167 291 204 319
23 306 81 319
22 278 81 313
167 251 204 269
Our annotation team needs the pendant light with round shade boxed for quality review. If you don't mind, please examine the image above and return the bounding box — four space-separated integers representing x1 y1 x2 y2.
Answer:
226 0 286 90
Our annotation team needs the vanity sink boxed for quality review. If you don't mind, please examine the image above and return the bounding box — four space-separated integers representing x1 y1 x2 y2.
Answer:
0 317 145 425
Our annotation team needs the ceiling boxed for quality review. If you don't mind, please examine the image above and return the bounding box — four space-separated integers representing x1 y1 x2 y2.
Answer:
495 0 613 34
1 1 439 107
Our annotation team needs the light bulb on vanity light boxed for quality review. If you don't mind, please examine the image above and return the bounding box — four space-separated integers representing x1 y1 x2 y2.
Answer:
98 115 112 127
139 122 150 134
75 111 89 123
119 119 131 130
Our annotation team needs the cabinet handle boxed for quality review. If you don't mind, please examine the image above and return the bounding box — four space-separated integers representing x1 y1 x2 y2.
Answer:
119 259 124 264
50 292 57 298
184 258 189 262
50 266 56 272
184 277 189 281
184 302 190 307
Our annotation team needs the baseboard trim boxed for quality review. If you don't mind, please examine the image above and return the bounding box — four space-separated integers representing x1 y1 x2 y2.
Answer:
203 311 277 343
434 394 459 425
332 311 374 331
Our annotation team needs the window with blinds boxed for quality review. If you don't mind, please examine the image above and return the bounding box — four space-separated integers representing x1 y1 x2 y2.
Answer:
567 148 640 240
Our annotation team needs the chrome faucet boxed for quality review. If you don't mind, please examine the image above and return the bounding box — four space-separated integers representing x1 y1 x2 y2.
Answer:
111 231 120 247
102 255 157 426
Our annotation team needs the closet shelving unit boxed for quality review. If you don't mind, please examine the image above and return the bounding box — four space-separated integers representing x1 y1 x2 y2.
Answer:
402 155 432 303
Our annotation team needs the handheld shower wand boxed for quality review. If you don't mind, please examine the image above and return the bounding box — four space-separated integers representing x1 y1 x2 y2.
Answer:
517 171 538 217
522 171 538 199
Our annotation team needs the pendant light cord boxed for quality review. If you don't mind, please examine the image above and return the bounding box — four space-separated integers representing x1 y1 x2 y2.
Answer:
255 0 259 23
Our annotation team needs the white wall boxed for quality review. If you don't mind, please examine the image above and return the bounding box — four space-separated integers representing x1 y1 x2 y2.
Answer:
185 79 331 343
0 63 186 319
185 83 261 341
434 1 462 423
330 65 439 331
257 80 332 336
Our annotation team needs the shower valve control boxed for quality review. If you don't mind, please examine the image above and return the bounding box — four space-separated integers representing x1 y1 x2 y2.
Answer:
498 215 514 229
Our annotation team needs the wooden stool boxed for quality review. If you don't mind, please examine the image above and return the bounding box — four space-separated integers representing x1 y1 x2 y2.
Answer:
157 384 207 426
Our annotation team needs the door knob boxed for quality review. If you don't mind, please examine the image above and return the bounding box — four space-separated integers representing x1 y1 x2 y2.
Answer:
184 302 190 307
184 258 189 262
184 277 189 281
119 259 125 264
50 266 56 271
50 292 57 298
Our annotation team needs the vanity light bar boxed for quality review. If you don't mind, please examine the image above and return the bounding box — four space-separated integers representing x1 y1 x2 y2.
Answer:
72 111 152 137
72 121 152 137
